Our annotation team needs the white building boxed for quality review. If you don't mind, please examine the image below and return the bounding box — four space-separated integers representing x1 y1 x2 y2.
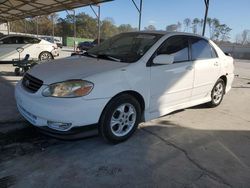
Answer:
0 23 8 34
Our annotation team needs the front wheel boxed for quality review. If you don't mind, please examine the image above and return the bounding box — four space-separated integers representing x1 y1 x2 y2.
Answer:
207 78 225 107
99 94 141 143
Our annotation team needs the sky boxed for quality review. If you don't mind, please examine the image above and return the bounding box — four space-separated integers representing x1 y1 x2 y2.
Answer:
59 0 250 41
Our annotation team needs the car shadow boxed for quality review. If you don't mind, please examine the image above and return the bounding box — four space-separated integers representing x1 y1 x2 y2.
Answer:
1 122 250 187
232 86 250 89
0 71 16 77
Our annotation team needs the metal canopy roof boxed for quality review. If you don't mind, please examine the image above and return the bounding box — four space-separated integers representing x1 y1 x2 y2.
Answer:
0 0 113 23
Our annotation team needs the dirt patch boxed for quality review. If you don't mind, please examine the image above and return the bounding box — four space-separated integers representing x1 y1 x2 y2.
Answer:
0 127 62 163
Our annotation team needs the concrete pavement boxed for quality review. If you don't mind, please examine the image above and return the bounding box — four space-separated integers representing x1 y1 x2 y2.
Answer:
0 60 250 187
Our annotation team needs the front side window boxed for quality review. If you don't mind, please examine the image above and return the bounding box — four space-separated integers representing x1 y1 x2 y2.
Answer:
191 38 217 60
157 36 189 63
87 33 163 63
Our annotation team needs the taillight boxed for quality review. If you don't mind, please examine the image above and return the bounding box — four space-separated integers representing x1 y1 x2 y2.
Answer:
53 45 58 50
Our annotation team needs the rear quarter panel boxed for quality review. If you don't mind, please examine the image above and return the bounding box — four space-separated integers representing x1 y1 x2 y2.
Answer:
210 40 234 92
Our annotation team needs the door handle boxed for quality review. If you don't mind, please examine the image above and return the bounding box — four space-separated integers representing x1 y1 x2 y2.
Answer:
186 66 193 71
214 62 219 66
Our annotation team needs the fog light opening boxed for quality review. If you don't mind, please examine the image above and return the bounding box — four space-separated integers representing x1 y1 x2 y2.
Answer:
47 121 72 131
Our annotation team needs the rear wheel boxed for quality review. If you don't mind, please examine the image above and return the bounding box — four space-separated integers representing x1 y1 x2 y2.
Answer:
14 68 20 76
99 94 141 143
208 78 225 107
39 51 53 61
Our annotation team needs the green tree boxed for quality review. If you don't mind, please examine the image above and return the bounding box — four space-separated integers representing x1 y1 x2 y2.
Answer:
101 19 118 38
192 18 200 34
206 17 213 38
183 18 191 32
219 24 232 41
144 25 156 31
166 24 178 32
118 24 136 33
75 13 98 38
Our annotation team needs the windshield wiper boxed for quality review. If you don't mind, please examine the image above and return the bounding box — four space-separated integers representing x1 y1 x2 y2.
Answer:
97 54 121 62
82 52 98 58
83 52 121 62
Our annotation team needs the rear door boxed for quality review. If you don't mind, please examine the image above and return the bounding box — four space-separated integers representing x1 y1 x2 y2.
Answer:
22 37 41 59
190 37 221 100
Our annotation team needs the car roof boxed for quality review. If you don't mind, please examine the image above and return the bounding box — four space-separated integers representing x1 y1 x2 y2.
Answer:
124 30 209 40
1 34 39 39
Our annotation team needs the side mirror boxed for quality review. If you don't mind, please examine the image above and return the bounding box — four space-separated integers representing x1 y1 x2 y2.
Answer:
153 54 174 65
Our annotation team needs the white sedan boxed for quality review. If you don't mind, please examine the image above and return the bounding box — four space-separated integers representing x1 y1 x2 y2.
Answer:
15 31 234 143
0 35 59 62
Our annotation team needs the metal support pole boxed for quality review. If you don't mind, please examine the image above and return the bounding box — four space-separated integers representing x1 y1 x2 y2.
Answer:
73 10 76 51
90 4 101 45
131 0 143 31
98 5 101 45
36 17 39 37
7 21 10 35
52 14 55 40
138 0 142 31
202 0 209 36
24 19 27 34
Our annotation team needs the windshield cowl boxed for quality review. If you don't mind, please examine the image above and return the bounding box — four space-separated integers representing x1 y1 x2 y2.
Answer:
83 52 122 62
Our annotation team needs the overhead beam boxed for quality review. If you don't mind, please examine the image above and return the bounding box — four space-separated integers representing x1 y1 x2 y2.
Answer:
0 0 113 23
90 4 101 45
131 0 143 31
202 0 209 36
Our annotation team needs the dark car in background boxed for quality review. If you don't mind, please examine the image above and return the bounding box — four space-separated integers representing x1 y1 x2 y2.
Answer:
77 39 105 51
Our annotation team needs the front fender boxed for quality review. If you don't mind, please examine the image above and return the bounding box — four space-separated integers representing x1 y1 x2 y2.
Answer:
82 62 150 110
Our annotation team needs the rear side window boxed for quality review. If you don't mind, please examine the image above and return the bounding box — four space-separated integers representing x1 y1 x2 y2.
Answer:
190 38 217 60
157 36 189 63
23 37 41 44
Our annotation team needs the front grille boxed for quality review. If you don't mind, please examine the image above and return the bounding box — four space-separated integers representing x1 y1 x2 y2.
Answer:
22 73 43 93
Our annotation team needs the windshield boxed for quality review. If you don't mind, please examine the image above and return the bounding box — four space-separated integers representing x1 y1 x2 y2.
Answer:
87 32 163 63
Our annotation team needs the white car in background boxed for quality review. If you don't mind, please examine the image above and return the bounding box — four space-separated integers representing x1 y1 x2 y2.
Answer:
15 31 234 143
0 35 59 62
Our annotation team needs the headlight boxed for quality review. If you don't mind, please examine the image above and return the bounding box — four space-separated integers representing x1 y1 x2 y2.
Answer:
42 80 94 98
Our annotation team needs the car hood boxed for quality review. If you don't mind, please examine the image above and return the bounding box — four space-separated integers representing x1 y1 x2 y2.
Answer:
28 56 129 84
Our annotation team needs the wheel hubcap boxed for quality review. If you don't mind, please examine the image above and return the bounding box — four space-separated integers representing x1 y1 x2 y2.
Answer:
110 103 136 137
41 53 52 61
213 82 223 104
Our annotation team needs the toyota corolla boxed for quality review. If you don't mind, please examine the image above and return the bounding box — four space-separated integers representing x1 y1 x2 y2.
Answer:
15 31 234 143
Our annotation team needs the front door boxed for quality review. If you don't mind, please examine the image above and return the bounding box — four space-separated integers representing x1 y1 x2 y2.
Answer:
149 36 194 118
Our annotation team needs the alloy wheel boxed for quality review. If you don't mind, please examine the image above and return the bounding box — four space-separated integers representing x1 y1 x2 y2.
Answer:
110 103 137 137
213 82 224 104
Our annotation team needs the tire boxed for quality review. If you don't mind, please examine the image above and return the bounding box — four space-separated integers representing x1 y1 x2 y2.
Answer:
14 68 20 76
99 94 142 144
39 51 53 61
207 78 225 107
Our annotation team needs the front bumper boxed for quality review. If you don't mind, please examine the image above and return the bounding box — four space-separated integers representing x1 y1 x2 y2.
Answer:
15 81 110 132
